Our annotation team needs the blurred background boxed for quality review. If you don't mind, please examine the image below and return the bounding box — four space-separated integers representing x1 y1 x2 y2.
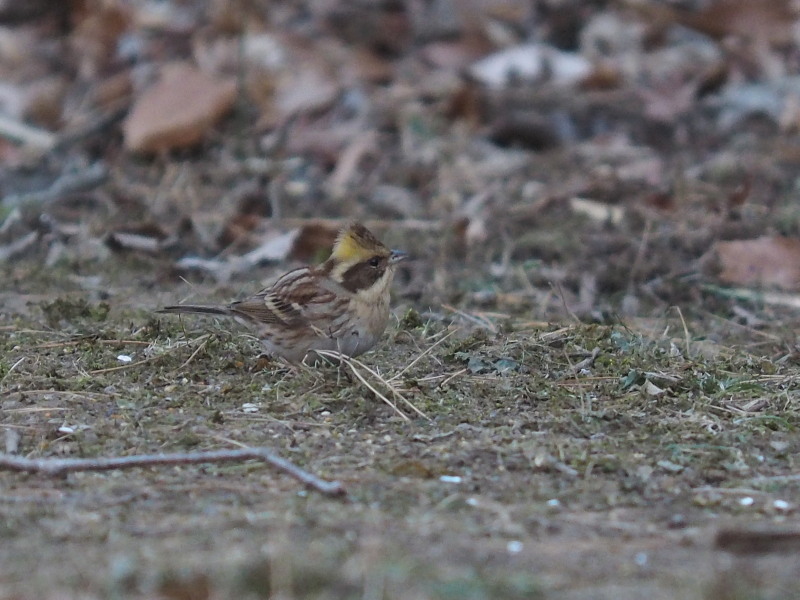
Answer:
3 0 800 339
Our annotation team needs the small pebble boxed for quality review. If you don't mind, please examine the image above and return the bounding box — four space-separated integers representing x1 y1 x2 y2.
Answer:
773 499 791 511
439 475 462 484
506 540 523 554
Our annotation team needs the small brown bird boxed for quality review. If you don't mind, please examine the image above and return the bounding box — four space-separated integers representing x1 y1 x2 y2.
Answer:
158 222 407 363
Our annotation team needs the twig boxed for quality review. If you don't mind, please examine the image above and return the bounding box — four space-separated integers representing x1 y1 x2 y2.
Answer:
277 218 442 233
1 162 108 209
89 355 161 374
0 231 38 262
0 447 346 497
32 339 153 349
553 281 581 324
0 114 56 151
571 346 600 373
701 284 800 309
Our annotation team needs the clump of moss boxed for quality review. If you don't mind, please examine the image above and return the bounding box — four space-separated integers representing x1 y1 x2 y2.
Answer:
40 297 110 328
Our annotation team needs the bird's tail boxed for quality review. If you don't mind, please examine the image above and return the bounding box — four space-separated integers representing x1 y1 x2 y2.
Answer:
157 305 232 317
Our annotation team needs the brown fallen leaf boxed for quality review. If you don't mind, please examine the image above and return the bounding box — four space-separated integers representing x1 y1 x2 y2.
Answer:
123 62 236 153
678 0 797 44
714 236 800 290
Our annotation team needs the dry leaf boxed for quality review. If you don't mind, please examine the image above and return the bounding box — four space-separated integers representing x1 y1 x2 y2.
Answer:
123 63 236 153
274 66 339 119
679 0 797 44
715 236 800 290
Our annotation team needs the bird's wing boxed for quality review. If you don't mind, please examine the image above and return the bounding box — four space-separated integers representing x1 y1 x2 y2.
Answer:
228 267 342 330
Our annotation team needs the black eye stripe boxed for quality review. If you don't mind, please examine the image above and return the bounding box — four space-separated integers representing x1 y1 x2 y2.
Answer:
341 261 385 292
369 256 380 267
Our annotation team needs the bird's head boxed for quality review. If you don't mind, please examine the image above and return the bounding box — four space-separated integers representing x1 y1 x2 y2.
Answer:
327 222 407 300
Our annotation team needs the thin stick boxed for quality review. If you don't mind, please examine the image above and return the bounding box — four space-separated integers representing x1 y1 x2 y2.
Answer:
89 355 161 374
0 448 345 497
0 114 56 151
2 162 107 209
32 339 153 349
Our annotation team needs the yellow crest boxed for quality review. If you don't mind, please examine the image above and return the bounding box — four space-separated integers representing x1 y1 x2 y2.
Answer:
330 222 387 263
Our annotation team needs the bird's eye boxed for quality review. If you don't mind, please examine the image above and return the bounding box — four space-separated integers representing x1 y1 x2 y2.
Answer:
368 256 381 268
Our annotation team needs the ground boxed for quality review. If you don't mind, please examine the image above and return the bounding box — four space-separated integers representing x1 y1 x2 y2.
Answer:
2 259 799 599
3 1 800 598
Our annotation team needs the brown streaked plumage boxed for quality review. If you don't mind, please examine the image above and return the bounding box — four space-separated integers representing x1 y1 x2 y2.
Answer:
158 222 407 363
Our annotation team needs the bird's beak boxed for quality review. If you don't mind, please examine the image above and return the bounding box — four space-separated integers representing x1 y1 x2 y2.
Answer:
389 250 408 264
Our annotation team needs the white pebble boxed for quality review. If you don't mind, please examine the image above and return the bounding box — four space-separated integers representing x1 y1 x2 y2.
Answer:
506 540 523 554
773 499 791 511
439 475 462 484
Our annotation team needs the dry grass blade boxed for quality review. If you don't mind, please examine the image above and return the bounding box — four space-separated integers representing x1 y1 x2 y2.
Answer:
441 304 499 332
0 357 25 385
32 339 153 349
347 354 430 421
388 328 458 383
176 333 211 370
89 355 161 374
316 350 429 421
316 350 409 421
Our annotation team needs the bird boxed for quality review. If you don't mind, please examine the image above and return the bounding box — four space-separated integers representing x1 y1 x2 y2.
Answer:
158 222 408 363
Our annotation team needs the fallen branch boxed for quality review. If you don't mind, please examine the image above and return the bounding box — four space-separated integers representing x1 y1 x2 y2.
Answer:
0 447 346 497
